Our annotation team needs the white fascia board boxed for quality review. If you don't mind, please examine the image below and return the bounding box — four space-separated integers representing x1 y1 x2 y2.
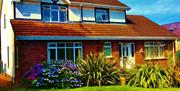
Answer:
71 1 131 10
16 36 176 40
62 0 71 4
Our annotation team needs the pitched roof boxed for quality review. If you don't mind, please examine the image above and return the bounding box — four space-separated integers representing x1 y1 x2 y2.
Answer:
70 0 128 7
162 22 180 37
10 15 175 39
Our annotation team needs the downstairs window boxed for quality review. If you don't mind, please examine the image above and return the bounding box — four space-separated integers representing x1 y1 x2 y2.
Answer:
144 41 165 59
104 42 112 58
48 42 83 64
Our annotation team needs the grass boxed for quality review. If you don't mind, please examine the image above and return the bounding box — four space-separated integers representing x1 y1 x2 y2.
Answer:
4 86 180 91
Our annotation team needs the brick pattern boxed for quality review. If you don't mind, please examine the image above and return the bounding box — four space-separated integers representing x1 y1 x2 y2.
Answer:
15 40 174 84
15 41 47 84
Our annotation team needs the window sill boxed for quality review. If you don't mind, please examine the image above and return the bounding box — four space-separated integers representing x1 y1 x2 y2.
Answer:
144 57 167 60
43 21 68 23
105 56 114 59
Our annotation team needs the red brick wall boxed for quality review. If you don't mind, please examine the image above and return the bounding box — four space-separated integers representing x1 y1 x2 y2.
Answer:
15 40 174 84
15 40 47 84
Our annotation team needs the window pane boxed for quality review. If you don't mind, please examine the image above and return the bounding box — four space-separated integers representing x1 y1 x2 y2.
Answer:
49 49 56 60
57 48 65 61
96 9 108 22
153 46 158 57
105 47 111 57
159 47 164 57
104 43 110 46
145 47 149 58
48 43 56 47
59 11 66 22
51 5 58 10
66 48 74 63
75 48 82 60
75 43 82 47
66 43 73 47
51 11 58 21
43 6 50 21
57 43 65 47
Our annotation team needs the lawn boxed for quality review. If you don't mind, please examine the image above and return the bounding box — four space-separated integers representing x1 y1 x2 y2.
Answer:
7 86 180 91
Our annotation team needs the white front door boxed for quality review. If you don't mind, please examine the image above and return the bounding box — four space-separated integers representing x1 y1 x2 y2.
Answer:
119 43 135 68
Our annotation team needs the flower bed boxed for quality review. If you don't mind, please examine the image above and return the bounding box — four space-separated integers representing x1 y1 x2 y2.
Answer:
22 60 83 89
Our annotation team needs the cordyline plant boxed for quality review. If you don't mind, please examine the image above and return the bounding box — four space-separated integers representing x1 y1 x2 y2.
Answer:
127 64 170 88
76 52 120 86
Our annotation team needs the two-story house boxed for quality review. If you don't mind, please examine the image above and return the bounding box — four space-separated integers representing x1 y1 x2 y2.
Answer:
1 0 176 83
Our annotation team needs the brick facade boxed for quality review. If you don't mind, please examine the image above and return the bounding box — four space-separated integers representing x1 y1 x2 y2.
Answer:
15 40 174 84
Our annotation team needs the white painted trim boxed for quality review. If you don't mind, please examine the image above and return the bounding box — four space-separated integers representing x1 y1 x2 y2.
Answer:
62 0 71 4
71 2 131 10
119 42 135 68
16 36 176 40
47 42 83 63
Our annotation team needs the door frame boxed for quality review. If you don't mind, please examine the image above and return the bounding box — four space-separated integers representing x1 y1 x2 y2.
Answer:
119 42 135 68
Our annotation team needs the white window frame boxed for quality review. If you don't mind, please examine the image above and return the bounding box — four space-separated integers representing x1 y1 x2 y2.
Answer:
42 4 67 22
95 8 109 22
47 42 83 64
144 41 165 60
104 42 112 58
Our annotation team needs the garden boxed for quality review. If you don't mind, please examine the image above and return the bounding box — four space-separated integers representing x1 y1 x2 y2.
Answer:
8 52 180 90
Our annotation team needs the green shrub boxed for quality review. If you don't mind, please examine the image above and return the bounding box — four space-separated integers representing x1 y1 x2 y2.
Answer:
128 64 170 88
77 52 120 86
168 67 180 87
176 51 180 58
119 68 133 84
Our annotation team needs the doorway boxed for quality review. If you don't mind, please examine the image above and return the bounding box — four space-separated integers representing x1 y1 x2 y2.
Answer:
119 43 135 68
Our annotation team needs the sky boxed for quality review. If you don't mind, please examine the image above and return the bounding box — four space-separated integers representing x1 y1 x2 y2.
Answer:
120 0 180 25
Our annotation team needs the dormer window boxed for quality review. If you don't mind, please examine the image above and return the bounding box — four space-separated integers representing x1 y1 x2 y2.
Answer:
95 8 109 23
42 4 67 22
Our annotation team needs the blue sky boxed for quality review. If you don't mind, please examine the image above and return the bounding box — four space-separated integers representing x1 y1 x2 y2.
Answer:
120 0 180 25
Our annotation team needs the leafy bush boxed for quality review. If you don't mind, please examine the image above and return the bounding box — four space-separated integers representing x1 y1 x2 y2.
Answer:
119 68 132 84
176 51 180 58
77 52 120 86
176 51 180 64
128 64 170 88
168 67 180 87
21 64 43 87
23 60 83 89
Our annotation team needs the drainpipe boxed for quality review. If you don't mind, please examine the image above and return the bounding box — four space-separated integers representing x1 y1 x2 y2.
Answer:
80 0 84 22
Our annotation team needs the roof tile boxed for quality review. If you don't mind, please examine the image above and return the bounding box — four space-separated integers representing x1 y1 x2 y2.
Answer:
11 15 175 37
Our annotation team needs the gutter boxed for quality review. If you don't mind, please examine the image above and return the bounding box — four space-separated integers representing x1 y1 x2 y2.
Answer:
71 1 131 10
16 36 176 40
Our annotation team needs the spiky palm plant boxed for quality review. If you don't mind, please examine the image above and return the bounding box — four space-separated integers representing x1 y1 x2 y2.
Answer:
128 64 170 88
77 52 119 86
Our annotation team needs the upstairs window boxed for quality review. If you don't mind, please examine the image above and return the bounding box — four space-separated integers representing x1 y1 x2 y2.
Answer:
42 4 67 22
95 8 109 23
